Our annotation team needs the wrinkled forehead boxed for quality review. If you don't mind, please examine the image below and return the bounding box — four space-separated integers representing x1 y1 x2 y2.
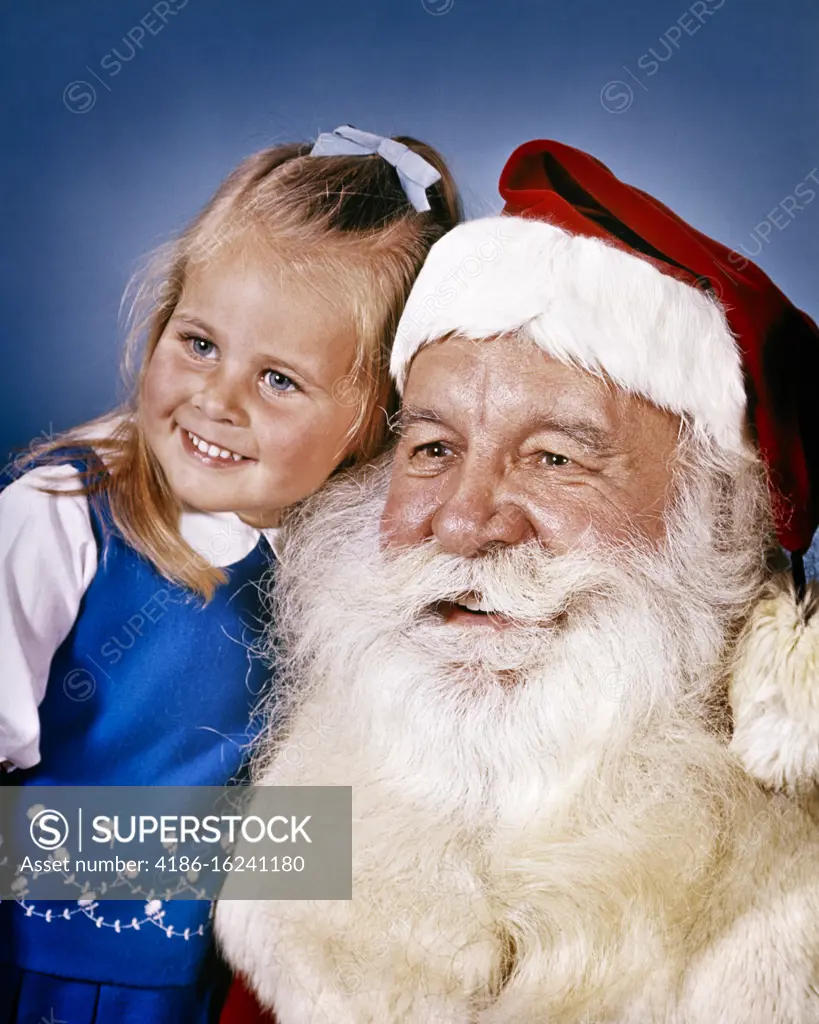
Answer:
399 331 679 452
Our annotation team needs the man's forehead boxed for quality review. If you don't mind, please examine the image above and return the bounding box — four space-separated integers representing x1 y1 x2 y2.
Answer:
402 334 620 426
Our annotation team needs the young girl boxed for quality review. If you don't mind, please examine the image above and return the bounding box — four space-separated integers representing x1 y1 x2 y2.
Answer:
0 125 461 1023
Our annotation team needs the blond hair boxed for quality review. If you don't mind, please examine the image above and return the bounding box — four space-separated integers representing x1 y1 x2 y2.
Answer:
26 137 462 598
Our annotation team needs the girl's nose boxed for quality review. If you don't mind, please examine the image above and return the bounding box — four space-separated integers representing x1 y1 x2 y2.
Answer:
191 372 249 427
431 461 535 557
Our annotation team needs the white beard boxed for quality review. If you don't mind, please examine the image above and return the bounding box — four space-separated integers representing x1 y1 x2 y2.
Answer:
216 454 819 1024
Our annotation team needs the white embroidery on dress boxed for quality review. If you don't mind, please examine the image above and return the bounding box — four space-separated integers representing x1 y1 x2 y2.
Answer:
12 897 212 939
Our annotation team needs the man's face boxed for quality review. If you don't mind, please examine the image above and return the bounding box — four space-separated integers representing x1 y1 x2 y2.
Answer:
381 334 681 625
270 334 766 807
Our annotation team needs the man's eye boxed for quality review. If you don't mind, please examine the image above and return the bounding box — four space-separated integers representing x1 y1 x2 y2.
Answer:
184 335 218 359
411 442 453 459
539 452 570 467
263 370 298 393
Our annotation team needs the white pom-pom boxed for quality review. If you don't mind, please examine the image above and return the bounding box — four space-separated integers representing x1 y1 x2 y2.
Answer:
729 574 819 793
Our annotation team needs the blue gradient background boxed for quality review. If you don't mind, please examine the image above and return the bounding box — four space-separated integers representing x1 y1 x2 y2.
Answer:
2 1 818 561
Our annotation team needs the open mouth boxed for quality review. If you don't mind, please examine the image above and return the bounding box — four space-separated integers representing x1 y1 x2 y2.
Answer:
431 591 569 634
180 427 253 467
458 592 496 613
435 592 512 630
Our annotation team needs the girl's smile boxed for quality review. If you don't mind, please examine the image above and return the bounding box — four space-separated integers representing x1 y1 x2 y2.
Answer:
141 249 360 526
180 425 253 466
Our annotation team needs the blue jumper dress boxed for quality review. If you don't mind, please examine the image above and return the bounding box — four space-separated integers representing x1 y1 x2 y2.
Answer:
0 455 276 1023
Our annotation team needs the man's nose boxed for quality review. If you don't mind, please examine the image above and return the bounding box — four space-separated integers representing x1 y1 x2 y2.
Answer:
191 369 249 426
431 458 535 556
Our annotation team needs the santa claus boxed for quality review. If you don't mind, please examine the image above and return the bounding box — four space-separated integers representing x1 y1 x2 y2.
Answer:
216 140 819 1023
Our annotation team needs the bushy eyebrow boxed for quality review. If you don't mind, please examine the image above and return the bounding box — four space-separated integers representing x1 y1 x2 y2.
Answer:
392 405 448 434
394 404 616 456
528 414 617 456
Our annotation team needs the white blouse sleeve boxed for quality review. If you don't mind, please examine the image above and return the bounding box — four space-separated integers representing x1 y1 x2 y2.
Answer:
0 464 98 769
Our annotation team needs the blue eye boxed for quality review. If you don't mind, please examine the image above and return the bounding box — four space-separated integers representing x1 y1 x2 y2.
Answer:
264 370 297 393
184 335 217 359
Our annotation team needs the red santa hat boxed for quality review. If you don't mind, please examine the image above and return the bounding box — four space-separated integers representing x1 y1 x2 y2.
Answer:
392 139 819 793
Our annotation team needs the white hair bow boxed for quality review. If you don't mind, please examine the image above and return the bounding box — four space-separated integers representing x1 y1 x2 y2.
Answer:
309 124 442 213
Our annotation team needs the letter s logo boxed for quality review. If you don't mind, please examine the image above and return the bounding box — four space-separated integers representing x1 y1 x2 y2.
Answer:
30 809 70 850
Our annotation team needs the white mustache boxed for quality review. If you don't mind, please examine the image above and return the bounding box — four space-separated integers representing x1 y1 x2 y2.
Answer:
367 539 624 628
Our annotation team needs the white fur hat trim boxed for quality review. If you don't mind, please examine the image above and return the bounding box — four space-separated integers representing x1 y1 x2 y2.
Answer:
392 216 747 453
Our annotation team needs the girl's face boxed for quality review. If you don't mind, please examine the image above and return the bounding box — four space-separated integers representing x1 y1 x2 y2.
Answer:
141 249 361 527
